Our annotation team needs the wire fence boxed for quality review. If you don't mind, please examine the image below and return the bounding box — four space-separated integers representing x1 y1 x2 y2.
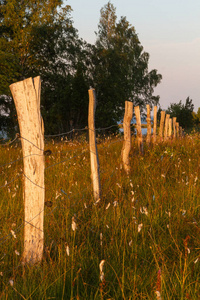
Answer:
0 120 184 287
0 124 127 280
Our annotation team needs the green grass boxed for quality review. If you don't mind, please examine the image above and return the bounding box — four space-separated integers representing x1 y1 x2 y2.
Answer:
0 132 200 299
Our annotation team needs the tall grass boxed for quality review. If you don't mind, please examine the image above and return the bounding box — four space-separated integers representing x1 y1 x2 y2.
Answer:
0 132 200 299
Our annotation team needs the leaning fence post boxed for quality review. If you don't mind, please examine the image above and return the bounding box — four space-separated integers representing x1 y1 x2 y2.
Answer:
159 111 165 141
146 104 151 145
134 106 143 154
121 101 133 174
10 77 44 264
88 89 101 201
153 106 157 143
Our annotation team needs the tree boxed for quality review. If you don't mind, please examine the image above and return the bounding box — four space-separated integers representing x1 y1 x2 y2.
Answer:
166 97 194 129
93 1 162 128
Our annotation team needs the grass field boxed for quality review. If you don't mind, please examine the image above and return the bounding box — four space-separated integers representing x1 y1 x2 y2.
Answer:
0 132 200 299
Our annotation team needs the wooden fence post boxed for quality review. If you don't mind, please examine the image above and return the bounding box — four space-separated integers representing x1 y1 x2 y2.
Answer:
10 77 44 264
173 117 177 139
153 106 157 143
168 118 172 139
176 122 179 138
88 89 101 201
159 111 165 141
134 106 143 153
146 104 151 145
164 114 170 141
121 101 133 174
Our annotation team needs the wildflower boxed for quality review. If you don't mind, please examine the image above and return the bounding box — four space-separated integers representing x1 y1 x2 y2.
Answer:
129 240 132 246
100 233 103 246
94 198 100 205
113 201 118 207
55 191 61 199
15 250 20 256
155 291 162 300
99 260 105 282
140 207 148 215
106 203 110 210
131 197 135 202
106 225 109 229
116 183 121 188
9 279 14 287
71 217 77 231
194 258 199 264
84 203 87 209
66 245 70 256
161 174 165 178
130 182 133 188
138 223 143 232
10 230 16 239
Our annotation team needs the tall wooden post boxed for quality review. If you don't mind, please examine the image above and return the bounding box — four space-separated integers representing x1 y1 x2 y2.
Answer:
10 77 44 264
134 106 143 154
153 106 157 143
176 122 180 138
146 104 151 145
164 114 170 141
168 118 172 139
173 117 177 139
121 101 133 174
88 89 101 201
159 111 165 141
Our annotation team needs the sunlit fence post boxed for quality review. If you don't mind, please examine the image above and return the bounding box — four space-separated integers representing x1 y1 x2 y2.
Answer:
153 106 157 143
10 76 45 264
121 101 133 174
146 104 151 146
164 114 170 141
159 111 166 141
173 117 177 139
134 106 143 154
88 88 101 201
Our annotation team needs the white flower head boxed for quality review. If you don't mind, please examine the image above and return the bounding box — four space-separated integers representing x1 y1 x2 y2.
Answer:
10 230 16 239
15 250 20 256
9 279 14 287
99 260 105 282
71 217 77 231
138 223 143 233
66 245 70 256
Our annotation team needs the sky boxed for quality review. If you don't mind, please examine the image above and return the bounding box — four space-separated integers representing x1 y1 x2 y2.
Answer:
65 0 200 112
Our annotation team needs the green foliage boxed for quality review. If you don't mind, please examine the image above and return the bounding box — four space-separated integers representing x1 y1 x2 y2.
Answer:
93 2 162 127
166 97 194 129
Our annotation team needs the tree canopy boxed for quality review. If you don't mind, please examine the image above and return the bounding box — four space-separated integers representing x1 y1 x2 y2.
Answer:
0 0 162 137
166 97 194 129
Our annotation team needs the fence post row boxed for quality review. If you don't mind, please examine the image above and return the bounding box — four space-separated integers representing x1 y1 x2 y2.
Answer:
10 77 45 265
121 101 133 174
88 89 101 201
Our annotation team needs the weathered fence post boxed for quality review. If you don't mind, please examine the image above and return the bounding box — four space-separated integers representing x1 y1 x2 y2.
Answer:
121 101 133 174
134 106 143 153
88 89 101 201
173 117 177 139
10 77 45 264
146 104 151 145
176 122 180 138
164 114 170 141
159 111 166 141
168 118 172 139
153 106 157 143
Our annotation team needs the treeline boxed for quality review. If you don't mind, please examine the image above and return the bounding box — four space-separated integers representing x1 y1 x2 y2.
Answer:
0 0 162 137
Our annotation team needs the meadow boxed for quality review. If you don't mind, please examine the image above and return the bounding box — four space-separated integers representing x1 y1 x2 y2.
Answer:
0 131 200 299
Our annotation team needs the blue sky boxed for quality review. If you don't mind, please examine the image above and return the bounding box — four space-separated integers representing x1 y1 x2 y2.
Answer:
65 0 200 112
